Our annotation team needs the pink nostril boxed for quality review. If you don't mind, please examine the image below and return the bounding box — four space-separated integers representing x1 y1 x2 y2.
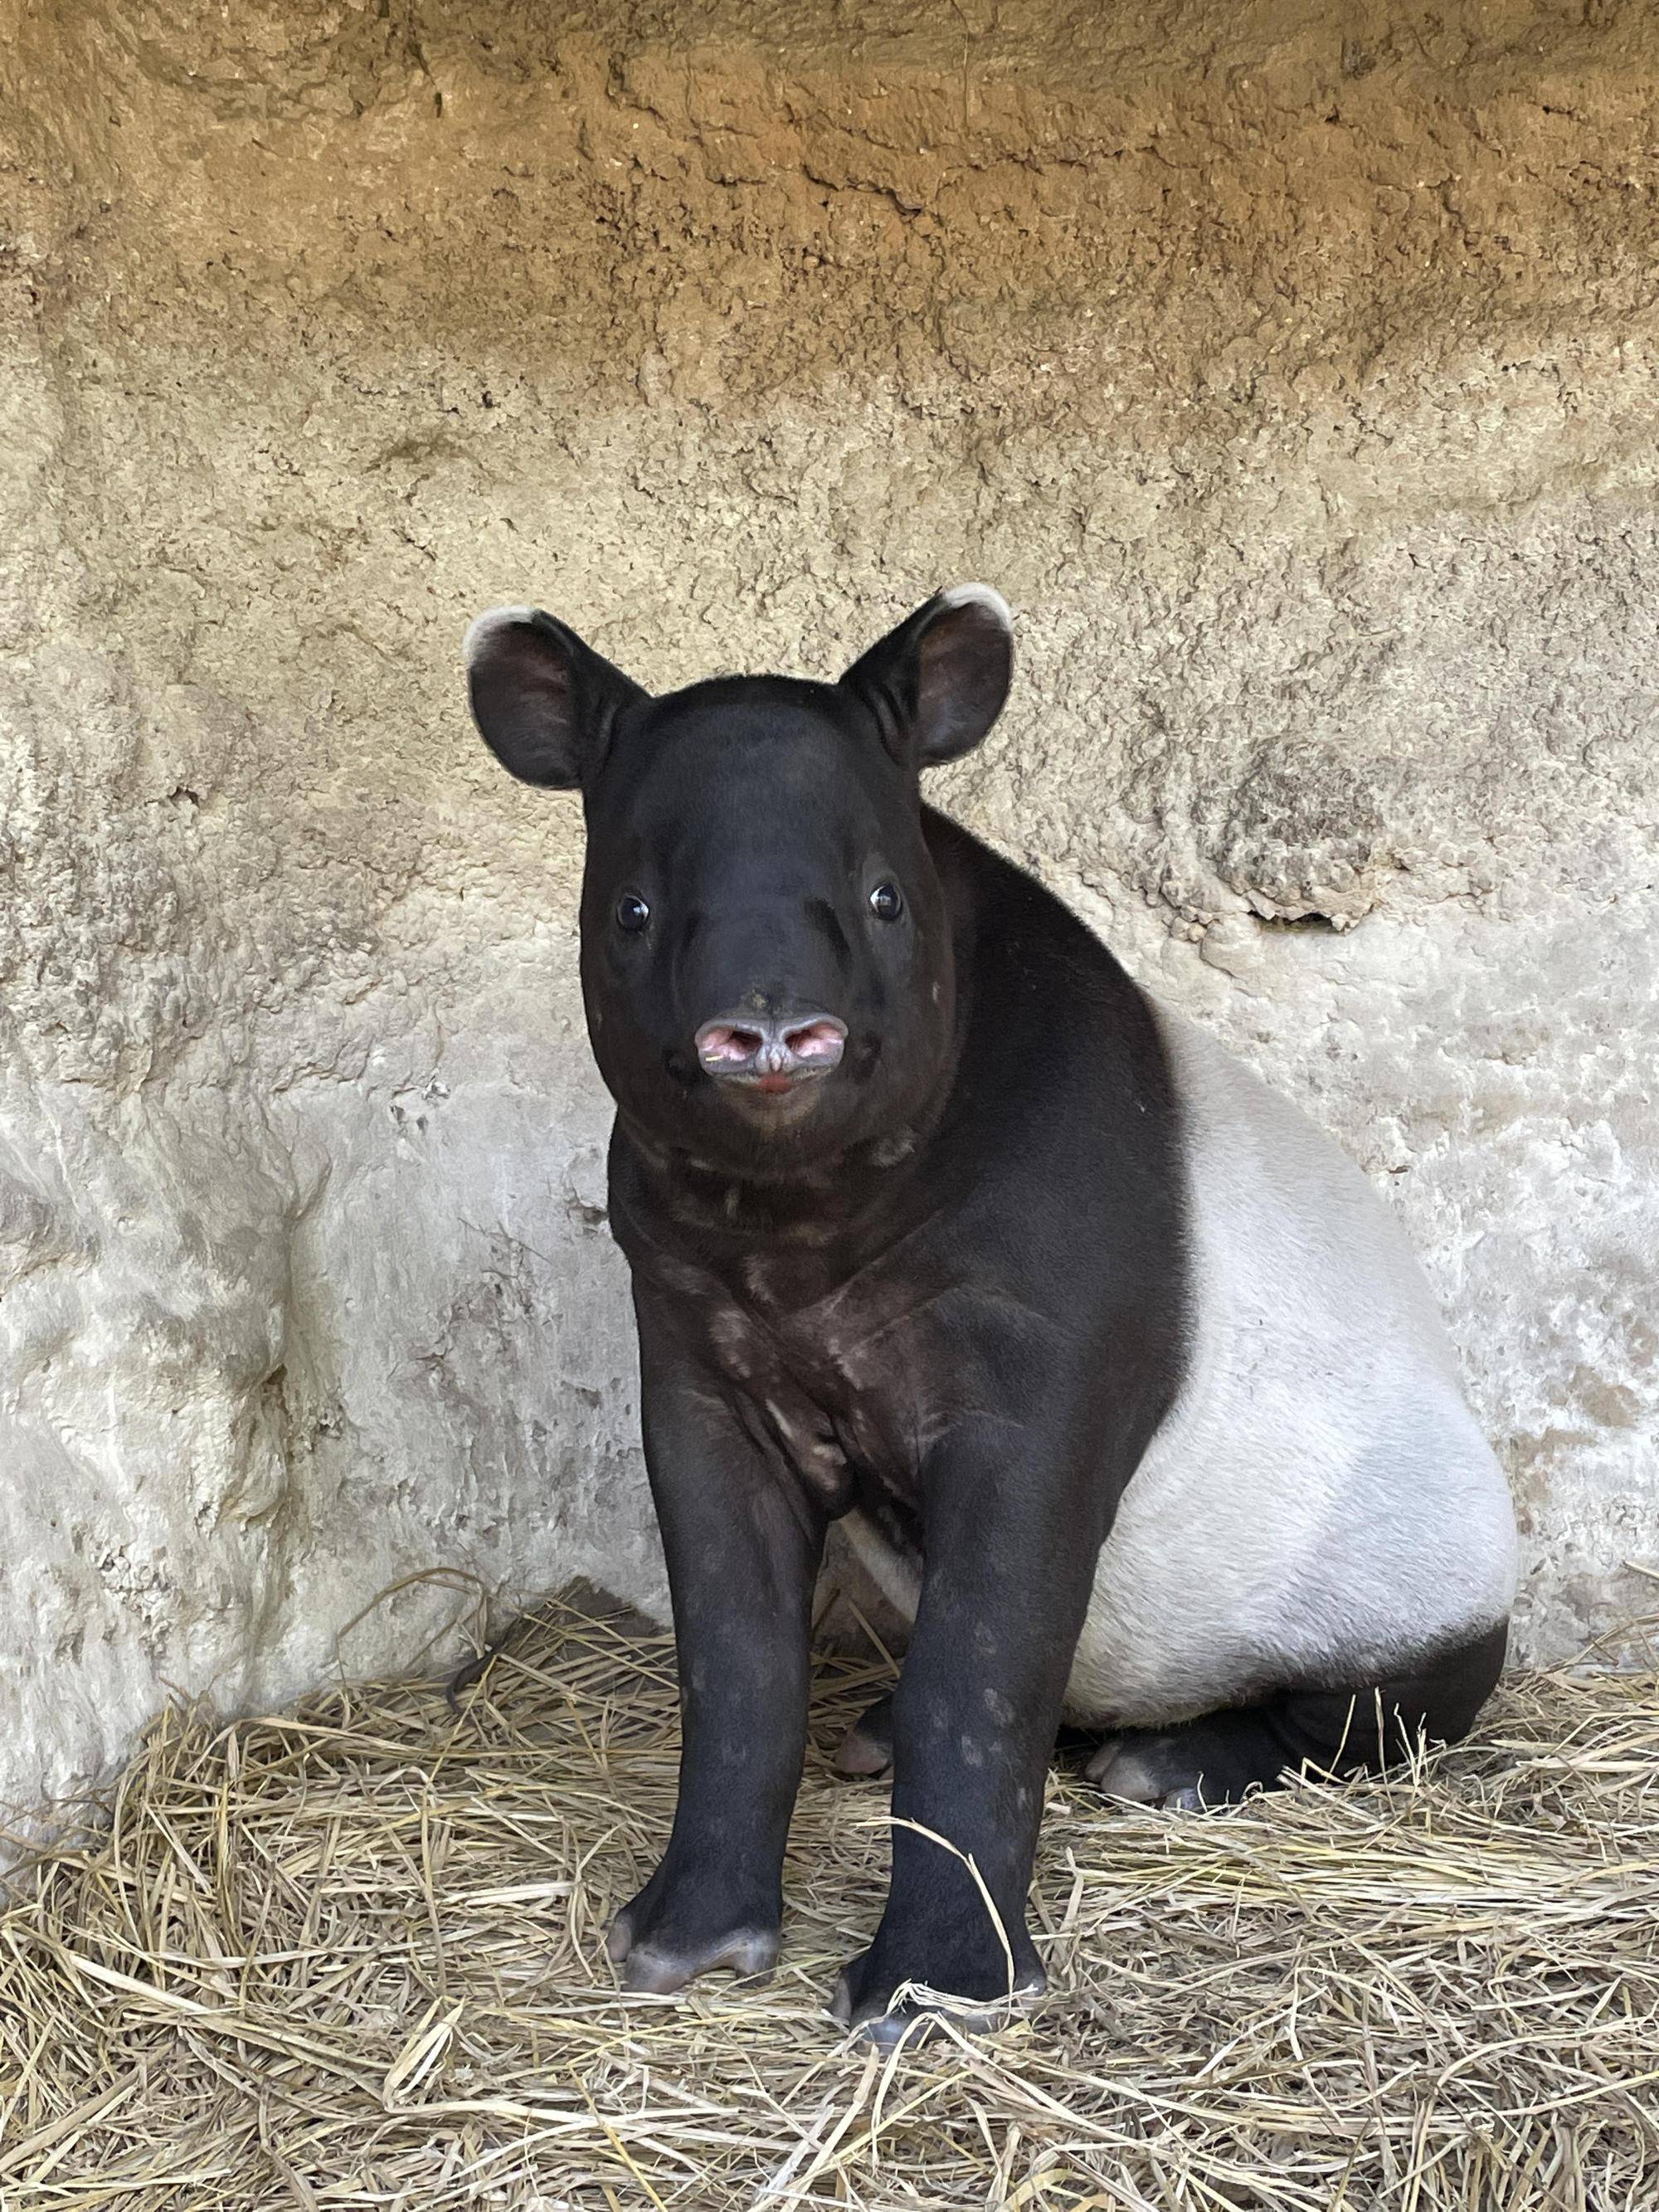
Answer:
783 1019 846 1065
698 1024 765 1065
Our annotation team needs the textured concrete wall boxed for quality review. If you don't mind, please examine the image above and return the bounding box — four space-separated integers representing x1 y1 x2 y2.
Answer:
2 0 1655 1833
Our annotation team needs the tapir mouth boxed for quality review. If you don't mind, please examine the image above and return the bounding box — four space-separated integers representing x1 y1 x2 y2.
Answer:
715 1064 839 1119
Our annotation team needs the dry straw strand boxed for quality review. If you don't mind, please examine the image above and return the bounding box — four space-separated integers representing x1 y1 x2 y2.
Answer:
0 1592 1655 2210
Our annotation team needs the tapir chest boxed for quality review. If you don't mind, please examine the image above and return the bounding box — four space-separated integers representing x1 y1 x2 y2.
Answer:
666 1246 963 1529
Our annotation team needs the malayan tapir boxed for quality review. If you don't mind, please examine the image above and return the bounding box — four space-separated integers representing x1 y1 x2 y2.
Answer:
463 586 1518 2044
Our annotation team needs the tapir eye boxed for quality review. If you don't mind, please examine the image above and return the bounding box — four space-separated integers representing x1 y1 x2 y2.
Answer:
868 881 903 923
615 892 651 934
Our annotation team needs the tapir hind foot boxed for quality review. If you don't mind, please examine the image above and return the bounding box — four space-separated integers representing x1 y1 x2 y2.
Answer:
833 1691 895 1777
1087 1620 1511 1809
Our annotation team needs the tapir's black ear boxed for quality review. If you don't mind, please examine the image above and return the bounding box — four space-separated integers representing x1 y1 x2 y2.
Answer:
840 584 1013 767
464 606 648 789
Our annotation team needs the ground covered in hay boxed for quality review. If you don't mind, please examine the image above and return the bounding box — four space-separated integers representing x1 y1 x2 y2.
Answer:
2 1601 1656 2211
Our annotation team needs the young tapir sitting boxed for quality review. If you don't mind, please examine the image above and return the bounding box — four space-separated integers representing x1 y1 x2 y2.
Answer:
464 587 1518 2044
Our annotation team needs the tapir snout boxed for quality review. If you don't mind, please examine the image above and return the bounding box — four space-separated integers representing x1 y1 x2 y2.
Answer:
695 1010 848 1091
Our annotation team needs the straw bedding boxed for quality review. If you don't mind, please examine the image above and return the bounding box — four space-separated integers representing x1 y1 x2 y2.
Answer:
2 1591 1656 2210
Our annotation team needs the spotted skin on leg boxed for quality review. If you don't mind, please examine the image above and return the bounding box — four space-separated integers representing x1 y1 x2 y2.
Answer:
830 1688 1046 2040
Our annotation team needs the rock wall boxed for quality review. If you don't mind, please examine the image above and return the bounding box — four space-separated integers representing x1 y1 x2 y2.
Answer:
2 0 1655 1832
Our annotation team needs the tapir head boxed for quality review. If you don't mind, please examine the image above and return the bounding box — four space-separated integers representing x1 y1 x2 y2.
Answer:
464 588 1013 1176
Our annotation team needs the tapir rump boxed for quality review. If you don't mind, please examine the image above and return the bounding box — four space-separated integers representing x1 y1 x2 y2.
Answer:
464 587 1518 2044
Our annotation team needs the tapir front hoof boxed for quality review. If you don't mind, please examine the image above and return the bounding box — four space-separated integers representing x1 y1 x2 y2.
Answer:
830 1946 1045 2047
606 1909 780 1994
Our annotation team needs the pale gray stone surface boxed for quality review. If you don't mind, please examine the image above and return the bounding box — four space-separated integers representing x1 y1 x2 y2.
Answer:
1 0 1654 1833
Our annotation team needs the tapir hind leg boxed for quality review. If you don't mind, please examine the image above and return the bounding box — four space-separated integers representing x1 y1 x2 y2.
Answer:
1087 1620 1509 1809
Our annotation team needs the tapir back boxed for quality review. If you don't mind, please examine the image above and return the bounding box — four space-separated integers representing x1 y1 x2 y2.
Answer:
1065 1008 1519 1730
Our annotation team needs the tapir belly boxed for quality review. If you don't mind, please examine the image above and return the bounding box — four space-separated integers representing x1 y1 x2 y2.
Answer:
841 1008 1519 1732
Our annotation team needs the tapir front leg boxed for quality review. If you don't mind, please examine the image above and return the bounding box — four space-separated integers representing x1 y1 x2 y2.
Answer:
832 1412 1108 2044
607 1290 825 1993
